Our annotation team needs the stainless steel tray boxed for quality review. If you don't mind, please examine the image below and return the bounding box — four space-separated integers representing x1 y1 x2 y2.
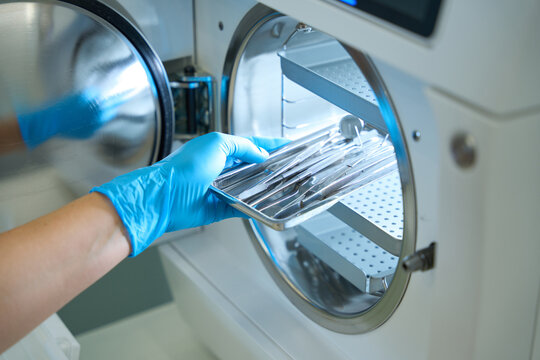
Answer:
211 124 397 230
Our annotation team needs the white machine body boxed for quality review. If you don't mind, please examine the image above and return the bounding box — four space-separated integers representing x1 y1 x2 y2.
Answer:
125 0 540 359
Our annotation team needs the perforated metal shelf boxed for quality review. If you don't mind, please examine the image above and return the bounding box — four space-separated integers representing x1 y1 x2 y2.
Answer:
279 40 386 132
329 171 404 256
297 214 398 294
311 59 378 106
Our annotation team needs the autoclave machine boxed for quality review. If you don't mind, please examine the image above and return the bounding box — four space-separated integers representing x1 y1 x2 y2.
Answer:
158 1 540 360
0 0 538 359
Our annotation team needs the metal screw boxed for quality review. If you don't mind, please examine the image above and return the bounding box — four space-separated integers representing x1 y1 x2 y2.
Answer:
451 133 476 169
412 130 421 141
296 23 312 32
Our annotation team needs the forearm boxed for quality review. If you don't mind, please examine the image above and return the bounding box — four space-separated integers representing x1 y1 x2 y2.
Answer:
0 116 24 154
0 192 130 352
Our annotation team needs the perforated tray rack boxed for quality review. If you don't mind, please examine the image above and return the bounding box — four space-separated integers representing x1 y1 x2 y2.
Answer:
296 213 398 294
279 40 387 133
328 171 403 256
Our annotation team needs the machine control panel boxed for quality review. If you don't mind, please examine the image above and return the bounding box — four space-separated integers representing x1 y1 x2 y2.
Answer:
330 0 443 37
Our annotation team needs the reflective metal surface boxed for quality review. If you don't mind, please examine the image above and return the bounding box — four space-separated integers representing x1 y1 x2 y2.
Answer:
212 123 397 230
0 1 172 230
224 5 416 334
169 65 214 139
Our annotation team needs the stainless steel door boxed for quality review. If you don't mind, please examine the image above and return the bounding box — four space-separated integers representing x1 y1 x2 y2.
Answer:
0 0 173 230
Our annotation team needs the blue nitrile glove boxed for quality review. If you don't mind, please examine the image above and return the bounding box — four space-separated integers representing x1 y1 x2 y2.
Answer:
91 132 289 257
17 89 120 149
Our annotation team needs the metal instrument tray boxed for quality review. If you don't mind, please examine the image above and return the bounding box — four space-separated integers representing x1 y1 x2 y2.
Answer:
211 124 397 231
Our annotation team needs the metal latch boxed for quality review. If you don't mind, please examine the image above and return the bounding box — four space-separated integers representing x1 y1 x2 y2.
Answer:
402 242 436 272
169 65 214 140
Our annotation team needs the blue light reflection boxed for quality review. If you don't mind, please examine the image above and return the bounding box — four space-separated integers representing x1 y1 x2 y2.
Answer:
338 0 357 6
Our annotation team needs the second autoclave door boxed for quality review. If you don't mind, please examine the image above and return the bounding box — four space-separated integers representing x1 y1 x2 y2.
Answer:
0 0 173 230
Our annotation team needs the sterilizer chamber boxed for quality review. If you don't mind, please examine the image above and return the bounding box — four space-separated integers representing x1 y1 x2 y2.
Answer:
222 5 417 334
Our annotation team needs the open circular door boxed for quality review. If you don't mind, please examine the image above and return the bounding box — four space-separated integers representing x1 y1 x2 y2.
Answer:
0 0 173 227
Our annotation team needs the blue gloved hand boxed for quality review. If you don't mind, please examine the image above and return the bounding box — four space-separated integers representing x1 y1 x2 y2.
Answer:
17 88 120 149
92 132 289 257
